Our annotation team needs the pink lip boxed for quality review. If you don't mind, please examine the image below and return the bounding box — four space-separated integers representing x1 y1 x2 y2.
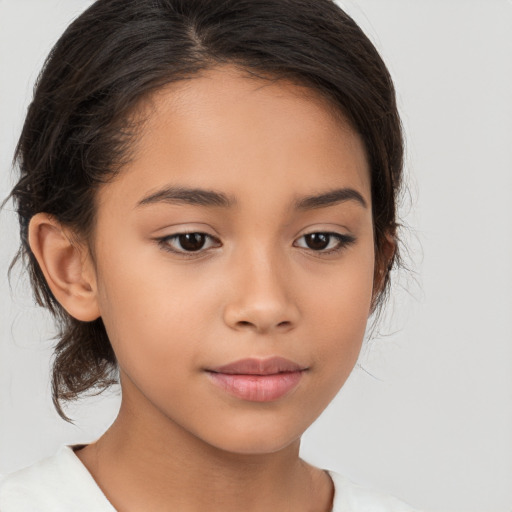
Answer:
206 357 307 402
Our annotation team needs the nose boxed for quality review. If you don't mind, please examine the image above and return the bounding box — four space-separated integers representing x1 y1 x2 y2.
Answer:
222 246 300 335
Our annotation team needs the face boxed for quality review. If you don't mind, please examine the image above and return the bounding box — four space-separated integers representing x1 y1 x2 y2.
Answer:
90 65 375 454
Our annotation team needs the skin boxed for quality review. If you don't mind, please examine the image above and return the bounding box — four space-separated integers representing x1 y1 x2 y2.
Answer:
29 65 382 511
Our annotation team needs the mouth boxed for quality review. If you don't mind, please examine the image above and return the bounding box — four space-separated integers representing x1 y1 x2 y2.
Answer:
205 357 308 402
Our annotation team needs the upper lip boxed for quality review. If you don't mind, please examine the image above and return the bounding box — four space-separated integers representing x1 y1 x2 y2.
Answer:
207 357 307 375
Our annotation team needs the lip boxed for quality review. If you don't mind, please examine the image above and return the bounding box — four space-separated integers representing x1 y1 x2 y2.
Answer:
208 356 306 375
206 357 307 402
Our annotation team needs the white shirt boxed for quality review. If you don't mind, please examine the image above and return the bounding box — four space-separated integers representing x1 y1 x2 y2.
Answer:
0 446 417 511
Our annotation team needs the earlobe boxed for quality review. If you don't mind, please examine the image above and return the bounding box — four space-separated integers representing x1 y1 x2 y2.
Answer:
28 213 100 322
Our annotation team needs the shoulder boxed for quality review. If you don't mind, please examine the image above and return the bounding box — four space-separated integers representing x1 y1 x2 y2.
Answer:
328 471 419 512
0 446 115 512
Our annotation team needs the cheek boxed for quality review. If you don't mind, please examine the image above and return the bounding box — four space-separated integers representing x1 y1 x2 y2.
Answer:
92 241 202 380
305 246 375 380
92 236 242 403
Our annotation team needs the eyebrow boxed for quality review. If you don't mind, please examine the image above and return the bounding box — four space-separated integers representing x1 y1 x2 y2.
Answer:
136 186 367 210
294 188 367 210
137 186 235 208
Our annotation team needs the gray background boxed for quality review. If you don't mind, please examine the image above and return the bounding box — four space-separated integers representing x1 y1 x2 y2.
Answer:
1 1 511 511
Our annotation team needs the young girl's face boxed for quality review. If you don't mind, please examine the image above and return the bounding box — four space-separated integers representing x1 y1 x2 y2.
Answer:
88 65 375 454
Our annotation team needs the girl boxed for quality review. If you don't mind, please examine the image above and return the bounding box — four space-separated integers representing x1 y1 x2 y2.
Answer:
0 0 416 510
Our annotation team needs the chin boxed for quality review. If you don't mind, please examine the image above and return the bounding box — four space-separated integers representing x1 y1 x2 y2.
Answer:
194 414 307 456
212 433 301 456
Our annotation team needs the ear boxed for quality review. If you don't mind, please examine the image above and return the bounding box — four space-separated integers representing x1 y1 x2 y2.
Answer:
28 213 100 322
371 230 397 311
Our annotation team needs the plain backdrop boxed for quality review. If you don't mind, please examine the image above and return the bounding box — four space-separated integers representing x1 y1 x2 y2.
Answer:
1 1 511 511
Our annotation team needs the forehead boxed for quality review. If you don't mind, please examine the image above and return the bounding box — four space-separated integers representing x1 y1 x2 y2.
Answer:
147 65 352 132
99 64 371 211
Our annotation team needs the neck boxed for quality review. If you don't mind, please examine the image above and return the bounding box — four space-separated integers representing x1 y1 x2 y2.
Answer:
76 382 333 512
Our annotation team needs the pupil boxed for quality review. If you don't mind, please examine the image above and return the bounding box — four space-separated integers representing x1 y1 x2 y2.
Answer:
306 233 329 250
179 233 205 251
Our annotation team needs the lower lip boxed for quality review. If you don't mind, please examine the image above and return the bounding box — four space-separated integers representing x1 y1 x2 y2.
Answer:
206 371 304 402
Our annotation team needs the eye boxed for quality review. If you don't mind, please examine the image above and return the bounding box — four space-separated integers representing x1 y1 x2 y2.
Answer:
157 232 221 255
294 232 356 255
156 231 355 257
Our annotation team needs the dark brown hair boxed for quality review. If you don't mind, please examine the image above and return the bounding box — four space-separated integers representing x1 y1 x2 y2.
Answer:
8 0 403 420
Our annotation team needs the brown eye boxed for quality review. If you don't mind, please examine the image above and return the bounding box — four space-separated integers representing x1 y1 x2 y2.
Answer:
158 232 220 255
304 233 330 250
177 233 207 251
294 232 356 255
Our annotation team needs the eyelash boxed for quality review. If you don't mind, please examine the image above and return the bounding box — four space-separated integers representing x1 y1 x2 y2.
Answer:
156 231 356 258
